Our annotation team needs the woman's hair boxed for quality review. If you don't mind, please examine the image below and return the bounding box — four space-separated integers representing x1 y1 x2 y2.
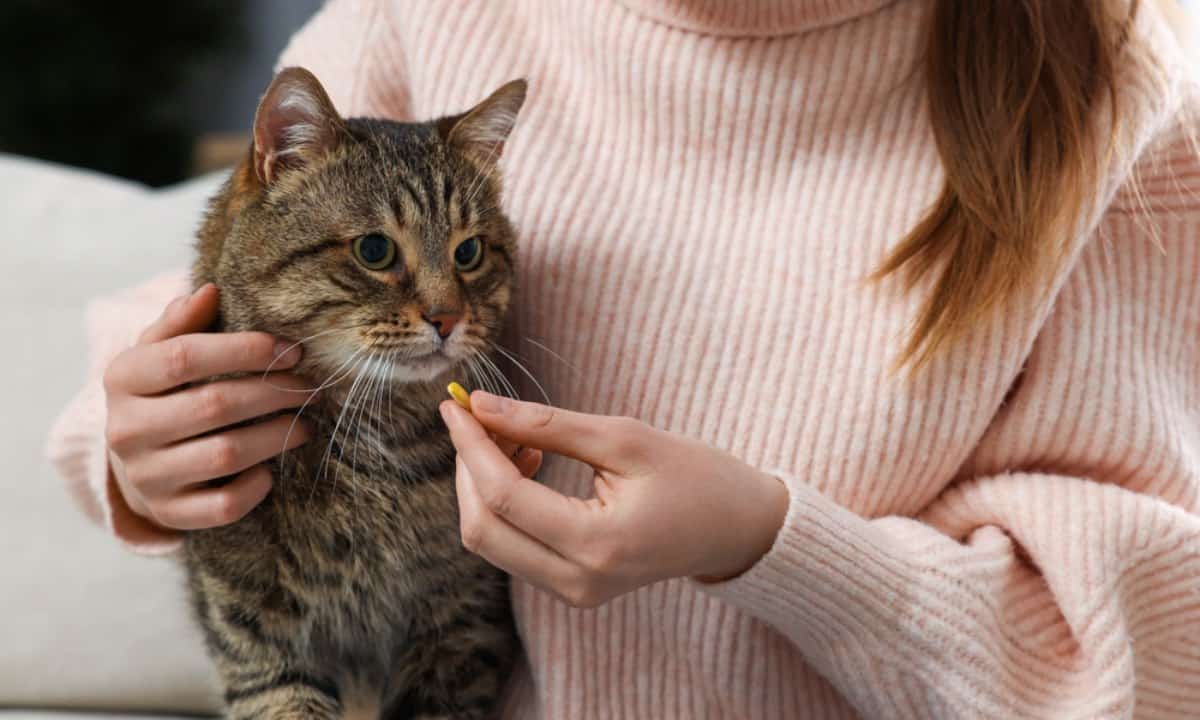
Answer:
875 0 1157 370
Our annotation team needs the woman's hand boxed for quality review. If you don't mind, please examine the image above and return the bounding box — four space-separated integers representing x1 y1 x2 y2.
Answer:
440 392 790 608
102 283 317 531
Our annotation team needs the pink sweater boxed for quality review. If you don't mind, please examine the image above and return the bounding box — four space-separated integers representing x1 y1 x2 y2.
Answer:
47 1 1200 717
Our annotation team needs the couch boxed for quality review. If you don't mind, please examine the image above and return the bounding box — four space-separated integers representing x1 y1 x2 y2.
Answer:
1 154 223 718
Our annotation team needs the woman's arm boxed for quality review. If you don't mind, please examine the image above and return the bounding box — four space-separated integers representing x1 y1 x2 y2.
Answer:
443 121 1200 717
707 126 1199 718
47 271 191 551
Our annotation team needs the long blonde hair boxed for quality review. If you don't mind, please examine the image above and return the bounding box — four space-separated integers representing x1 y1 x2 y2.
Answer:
875 0 1166 369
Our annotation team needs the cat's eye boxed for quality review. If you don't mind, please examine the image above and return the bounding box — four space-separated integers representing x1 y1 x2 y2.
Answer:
353 233 396 270
453 236 485 272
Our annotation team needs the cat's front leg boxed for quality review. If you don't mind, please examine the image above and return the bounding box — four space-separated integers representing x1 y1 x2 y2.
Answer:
385 578 517 720
189 569 343 719
220 666 343 720
202 613 343 719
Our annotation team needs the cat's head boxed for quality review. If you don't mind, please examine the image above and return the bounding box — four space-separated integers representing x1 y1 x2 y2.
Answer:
199 67 525 387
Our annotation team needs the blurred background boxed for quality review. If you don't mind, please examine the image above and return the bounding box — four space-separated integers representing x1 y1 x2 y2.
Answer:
0 0 321 187
0 1 1194 189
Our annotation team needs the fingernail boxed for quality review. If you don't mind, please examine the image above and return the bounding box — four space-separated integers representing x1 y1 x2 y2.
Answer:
471 391 507 414
438 401 458 426
274 341 302 366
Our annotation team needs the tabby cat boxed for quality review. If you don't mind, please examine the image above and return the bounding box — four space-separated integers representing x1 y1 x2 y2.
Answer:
184 67 525 719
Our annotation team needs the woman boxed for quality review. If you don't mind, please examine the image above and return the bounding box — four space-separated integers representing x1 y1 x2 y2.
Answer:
49 0 1199 717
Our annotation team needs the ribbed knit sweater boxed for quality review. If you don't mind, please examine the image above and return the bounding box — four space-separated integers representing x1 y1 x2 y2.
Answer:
46 1 1200 717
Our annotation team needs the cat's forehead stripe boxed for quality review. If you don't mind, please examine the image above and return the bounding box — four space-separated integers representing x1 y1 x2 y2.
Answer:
396 174 425 217
417 166 440 220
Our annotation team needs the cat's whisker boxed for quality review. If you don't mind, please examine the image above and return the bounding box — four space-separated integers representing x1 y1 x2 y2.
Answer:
345 355 379 495
334 356 375 560
489 341 551 405
466 355 489 397
366 354 388 462
463 357 479 394
336 359 376 498
278 347 366 466
468 355 497 398
296 347 367 394
364 353 390 470
478 351 519 401
343 361 368 483
352 355 386 472
474 354 502 397
519 337 582 377
314 352 373 502
385 350 397 439
479 354 512 400
383 349 398 446
463 138 505 208
373 355 391 464
262 327 346 380
494 356 521 400
472 203 500 220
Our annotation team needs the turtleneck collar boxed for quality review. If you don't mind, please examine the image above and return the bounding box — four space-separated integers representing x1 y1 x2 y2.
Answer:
614 0 899 37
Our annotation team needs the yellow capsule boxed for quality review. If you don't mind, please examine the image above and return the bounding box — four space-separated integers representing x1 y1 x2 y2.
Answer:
447 381 471 410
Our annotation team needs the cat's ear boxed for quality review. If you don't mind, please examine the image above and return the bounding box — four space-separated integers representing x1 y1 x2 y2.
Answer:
252 67 345 185
438 79 527 163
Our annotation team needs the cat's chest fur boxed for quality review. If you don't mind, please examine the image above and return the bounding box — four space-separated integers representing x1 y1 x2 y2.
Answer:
182 388 480 671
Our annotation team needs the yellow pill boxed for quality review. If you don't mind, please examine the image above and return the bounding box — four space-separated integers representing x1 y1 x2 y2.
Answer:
447 381 471 410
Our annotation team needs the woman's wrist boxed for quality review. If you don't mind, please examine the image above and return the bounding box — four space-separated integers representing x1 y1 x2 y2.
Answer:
695 470 790 584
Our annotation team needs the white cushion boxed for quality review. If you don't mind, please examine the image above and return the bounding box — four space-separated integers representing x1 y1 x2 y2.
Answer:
0 712 192 720
0 154 221 714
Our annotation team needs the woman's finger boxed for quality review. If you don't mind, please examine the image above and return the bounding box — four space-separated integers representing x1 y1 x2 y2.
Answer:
111 331 303 395
495 435 520 458
153 464 274 530
443 401 594 554
141 415 313 493
492 435 543 476
120 373 319 449
137 282 219 345
514 447 543 477
466 391 631 470
456 456 583 600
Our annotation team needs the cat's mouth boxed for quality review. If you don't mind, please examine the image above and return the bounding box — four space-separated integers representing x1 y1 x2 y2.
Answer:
321 323 478 386
385 351 454 383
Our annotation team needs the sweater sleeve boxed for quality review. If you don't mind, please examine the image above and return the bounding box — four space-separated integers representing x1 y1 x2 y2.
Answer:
45 271 192 554
699 125 1200 716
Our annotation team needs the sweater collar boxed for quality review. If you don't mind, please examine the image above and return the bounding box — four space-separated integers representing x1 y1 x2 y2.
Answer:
614 0 898 37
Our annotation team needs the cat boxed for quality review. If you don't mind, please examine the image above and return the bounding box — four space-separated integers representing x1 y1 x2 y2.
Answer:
184 67 525 719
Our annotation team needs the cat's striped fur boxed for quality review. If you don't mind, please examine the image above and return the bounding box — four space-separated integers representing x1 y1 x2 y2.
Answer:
184 68 526 719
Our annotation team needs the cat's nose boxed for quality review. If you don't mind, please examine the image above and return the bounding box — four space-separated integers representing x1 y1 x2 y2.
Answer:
421 308 462 339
